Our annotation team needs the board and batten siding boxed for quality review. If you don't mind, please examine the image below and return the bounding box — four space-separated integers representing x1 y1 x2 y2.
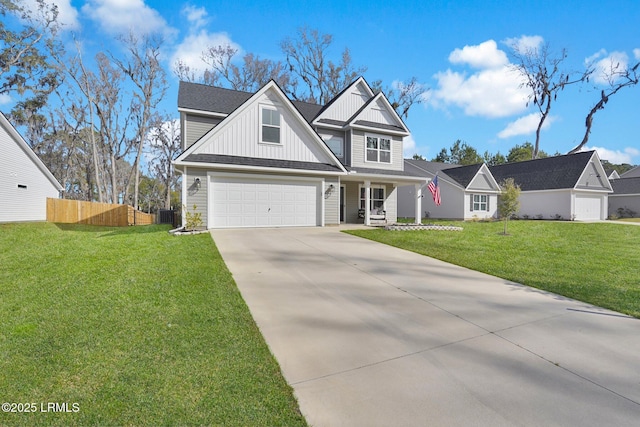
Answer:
183 114 223 150
0 118 61 222
351 130 403 171
193 92 333 164
316 81 370 122
185 168 208 229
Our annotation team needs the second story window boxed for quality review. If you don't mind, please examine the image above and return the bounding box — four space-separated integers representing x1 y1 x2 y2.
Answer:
366 135 391 163
261 106 280 144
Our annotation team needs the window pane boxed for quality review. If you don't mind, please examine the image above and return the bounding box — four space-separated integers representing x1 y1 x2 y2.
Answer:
380 151 391 163
262 126 280 143
366 136 378 149
366 149 378 162
380 138 391 150
373 188 384 199
326 137 343 157
262 109 280 126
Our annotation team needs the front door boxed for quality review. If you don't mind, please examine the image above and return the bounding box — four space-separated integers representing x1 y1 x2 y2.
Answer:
340 185 345 222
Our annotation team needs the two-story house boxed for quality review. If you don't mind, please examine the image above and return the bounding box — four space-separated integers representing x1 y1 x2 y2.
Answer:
173 77 427 228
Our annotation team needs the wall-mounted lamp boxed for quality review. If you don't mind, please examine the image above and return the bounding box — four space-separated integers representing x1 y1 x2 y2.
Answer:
324 184 335 199
194 177 201 189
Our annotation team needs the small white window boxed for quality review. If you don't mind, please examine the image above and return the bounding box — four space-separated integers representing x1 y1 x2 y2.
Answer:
324 136 343 157
360 185 385 212
472 194 488 211
261 106 280 144
365 135 391 163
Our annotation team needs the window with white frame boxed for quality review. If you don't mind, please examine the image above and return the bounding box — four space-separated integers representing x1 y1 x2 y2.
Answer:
360 185 385 213
261 106 280 144
324 136 344 157
472 194 489 211
366 135 391 163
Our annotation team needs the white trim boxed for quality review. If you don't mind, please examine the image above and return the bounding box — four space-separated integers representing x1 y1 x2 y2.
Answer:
207 171 323 228
364 133 392 165
178 107 228 118
348 123 409 137
574 151 613 192
259 104 281 145
174 161 343 177
358 183 386 212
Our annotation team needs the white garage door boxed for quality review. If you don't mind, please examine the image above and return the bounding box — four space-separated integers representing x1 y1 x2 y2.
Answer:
574 195 602 221
210 176 320 228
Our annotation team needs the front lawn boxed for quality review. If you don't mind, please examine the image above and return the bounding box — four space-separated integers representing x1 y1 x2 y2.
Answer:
0 223 306 427
345 221 640 318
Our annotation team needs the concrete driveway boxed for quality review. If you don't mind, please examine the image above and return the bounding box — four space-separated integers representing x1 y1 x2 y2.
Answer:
211 226 640 427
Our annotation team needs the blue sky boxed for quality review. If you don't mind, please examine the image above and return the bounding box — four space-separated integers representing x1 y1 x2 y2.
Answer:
6 0 640 164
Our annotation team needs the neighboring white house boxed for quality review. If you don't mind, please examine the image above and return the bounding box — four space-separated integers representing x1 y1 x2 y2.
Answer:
173 78 426 228
0 112 63 223
398 161 501 220
490 150 612 221
398 150 612 221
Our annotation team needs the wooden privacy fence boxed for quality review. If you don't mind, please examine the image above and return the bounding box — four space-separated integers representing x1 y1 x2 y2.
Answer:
47 198 156 227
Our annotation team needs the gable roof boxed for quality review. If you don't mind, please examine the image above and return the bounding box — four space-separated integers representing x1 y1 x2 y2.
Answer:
175 80 347 172
0 112 63 192
178 81 323 123
610 176 640 195
620 165 640 178
489 151 601 191
404 159 460 176
440 163 484 188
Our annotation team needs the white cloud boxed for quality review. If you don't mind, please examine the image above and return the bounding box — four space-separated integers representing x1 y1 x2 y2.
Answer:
428 40 529 118
503 35 544 53
634 48 640 60
431 66 528 118
170 30 241 73
449 40 508 69
181 5 208 29
498 113 556 139
585 146 640 164
0 93 12 106
586 50 630 85
403 134 417 157
13 0 80 30
82 0 170 36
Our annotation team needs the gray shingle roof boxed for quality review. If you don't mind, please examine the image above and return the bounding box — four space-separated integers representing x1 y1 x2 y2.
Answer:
439 164 483 188
183 153 343 173
178 81 323 123
489 151 595 191
610 177 640 194
620 166 640 178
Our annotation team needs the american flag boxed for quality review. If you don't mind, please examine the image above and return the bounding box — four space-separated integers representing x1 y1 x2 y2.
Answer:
428 175 441 206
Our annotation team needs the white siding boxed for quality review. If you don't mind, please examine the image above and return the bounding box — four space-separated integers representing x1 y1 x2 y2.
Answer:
193 90 333 164
358 97 400 129
0 118 61 222
385 184 398 223
316 81 370 122
464 193 498 220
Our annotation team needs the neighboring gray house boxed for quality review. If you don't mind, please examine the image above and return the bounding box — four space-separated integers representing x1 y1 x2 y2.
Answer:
174 78 426 228
620 166 640 178
0 112 63 222
490 150 612 221
608 177 640 217
398 160 501 220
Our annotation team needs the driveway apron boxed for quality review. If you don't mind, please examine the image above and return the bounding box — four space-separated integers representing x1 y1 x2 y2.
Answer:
211 227 640 427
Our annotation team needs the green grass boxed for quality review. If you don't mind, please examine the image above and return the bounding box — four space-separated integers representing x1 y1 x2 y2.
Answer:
345 220 640 318
0 223 306 427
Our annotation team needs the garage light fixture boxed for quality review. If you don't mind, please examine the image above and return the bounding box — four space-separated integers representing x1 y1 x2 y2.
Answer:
194 177 201 188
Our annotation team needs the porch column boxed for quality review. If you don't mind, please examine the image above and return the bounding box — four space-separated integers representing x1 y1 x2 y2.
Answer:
415 182 423 224
364 180 371 226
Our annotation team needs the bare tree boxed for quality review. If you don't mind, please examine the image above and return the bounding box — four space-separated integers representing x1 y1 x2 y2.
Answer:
371 76 428 119
509 42 592 159
568 58 640 154
112 33 167 209
148 116 181 209
280 26 366 103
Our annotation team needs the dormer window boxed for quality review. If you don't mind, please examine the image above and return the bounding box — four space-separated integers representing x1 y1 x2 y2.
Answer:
366 135 391 163
261 106 280 144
